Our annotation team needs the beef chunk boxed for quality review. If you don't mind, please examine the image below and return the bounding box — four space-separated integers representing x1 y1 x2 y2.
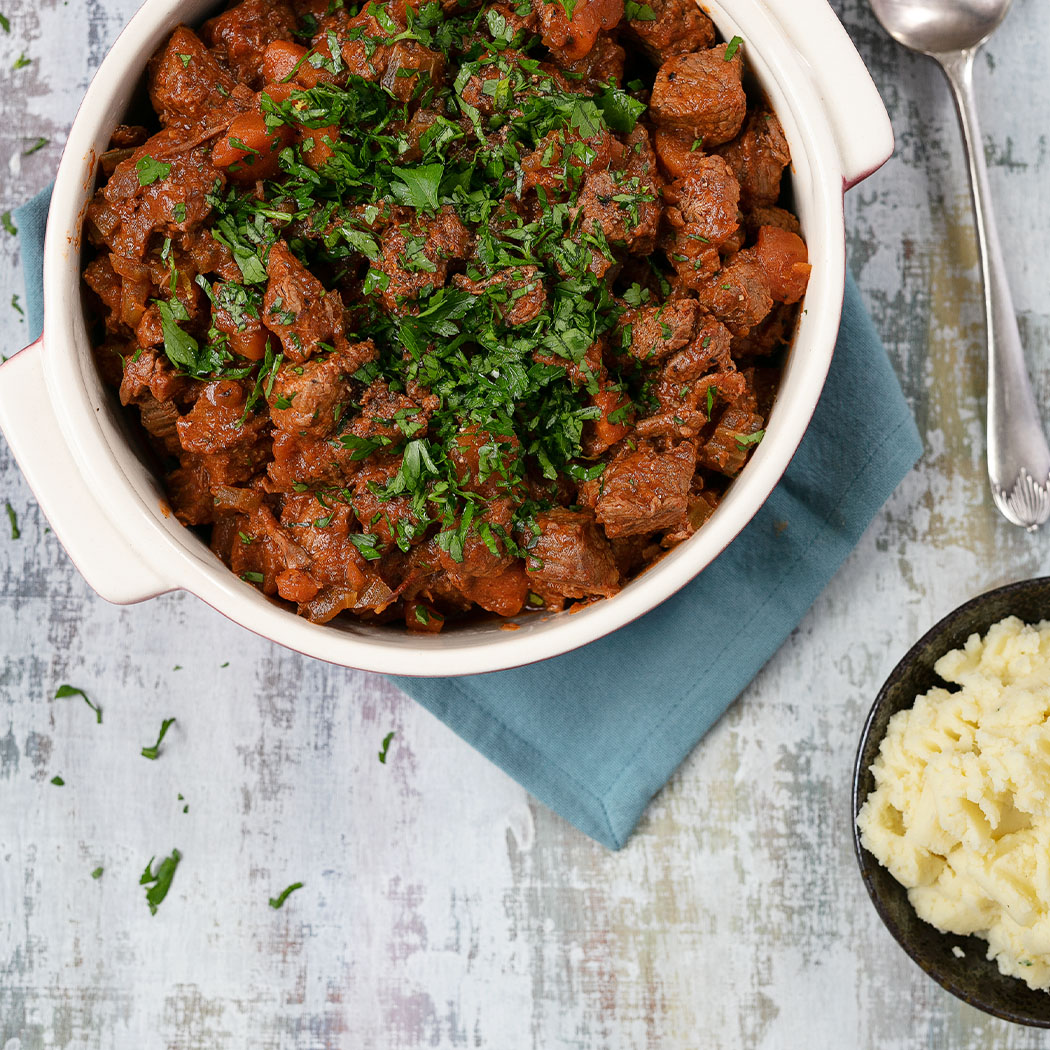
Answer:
380 41 446 102
664 156 740 248
558 33 624 88
716 108 791 207
371 207 471 310
201 0 298 86
624 0 714 62
87 133 225 259
525 508 621 599
698 405 764 475
148 27 237 128
650 47 746 147
264 241 346 362
268 340 377 436
693 252 773 334
119 346 193 406
575 169 660 252
166 458 216 525
532 0 624 61
176 380 267 453
521 125 620 197
744 204 801 237
268 429 362 489
449 563 530 617
453 265 547 325
595 441 696 537
340 6 403 81
616 299 697 362
138 398 183 455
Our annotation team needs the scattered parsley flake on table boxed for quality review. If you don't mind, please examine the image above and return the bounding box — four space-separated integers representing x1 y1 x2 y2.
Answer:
11 51 30 70
1 211 16 236
269 882 303 909
140 849 181 915
22 136 47 155
55 684 102 724
5 502 19 539
141 717 175 759
91 866 103 879
50 775 64 786
11 293 23 317
378 731 395 764
0 13 10 31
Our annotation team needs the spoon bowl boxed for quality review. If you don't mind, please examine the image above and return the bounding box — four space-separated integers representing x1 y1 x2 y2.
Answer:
869 0 1012 55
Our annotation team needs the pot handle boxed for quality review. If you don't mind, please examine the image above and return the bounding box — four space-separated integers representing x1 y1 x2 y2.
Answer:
758 0 894 188
0 339 173 605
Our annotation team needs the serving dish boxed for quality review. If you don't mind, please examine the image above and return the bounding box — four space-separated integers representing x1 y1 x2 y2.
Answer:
0 0 893 676
852 576 1050 1027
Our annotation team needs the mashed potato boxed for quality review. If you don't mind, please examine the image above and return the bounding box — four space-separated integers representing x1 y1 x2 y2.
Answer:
857 616 1050 991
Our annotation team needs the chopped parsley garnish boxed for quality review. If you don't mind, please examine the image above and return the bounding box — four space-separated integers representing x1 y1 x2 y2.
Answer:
11 293 24 317
241 570 265 583
135 155 171 186
50 774 64 786
623 0 655 19
736 429 765 449
268 881 304 909
173 202 187 223
1 211 16 236
55 683 102 724
378 730 395 763
91 866 104 879
141 717 176 759
5 501 19 539
0 13 9 31
724 35 743 61
12 51 30 70
22 136 47 155
141 849 181 915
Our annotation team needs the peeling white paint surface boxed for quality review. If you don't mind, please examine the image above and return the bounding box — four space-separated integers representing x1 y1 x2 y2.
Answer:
5 0 1050 1045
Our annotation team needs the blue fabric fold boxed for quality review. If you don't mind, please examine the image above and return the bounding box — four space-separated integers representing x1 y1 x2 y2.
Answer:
14 184 921 849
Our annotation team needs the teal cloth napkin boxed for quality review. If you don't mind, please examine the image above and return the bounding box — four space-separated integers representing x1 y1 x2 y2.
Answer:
14 185 921 849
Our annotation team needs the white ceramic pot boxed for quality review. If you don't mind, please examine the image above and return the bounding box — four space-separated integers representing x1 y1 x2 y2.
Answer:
0 0 893 675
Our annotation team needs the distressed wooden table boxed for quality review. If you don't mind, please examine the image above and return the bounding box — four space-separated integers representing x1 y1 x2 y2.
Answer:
3 0 1050 1045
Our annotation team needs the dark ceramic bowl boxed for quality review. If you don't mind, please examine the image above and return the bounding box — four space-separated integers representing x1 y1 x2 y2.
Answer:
852 576 1050 1026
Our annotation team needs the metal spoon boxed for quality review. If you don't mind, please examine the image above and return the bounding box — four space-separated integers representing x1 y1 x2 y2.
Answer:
869 0 1050 530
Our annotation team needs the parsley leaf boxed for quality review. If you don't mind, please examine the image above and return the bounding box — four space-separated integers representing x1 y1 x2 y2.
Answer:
390 163 444 212
0 13 10 31
268 881 304 909
22 136 47 155
5 501 19 539
12 51 30 70
91 866 104 879
140 849 181 915
141 717 176 759
595 87 646 134
50 775 64 786
135 155 171 186
623 0 655 19
736 428 765 449
55 683 102 724
378 730 395 763
724 35 743 61
1 211 17 236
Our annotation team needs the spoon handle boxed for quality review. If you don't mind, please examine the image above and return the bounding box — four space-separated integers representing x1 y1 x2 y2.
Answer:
937 48 1050 530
